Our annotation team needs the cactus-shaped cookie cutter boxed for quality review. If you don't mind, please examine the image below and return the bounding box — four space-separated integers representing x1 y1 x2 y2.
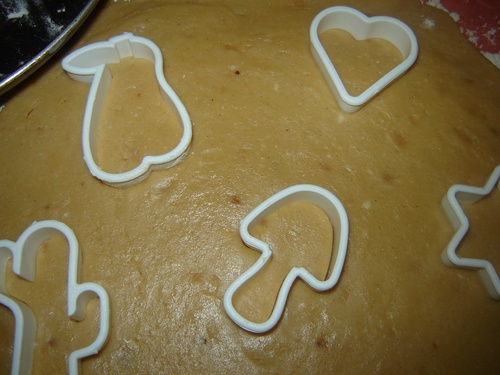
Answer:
0 220 110 374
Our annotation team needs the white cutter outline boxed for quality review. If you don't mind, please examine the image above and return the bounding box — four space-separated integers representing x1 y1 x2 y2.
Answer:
310 6 418 112
223 184 349 333
441 165 500 300
62 33 192 187
0 220 110 374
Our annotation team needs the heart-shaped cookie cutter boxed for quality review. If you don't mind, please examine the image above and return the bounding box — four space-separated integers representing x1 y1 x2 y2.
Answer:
442 165 500 300
62 33 192 187
223 184 349 333
0 220 110 375
310 6 418 112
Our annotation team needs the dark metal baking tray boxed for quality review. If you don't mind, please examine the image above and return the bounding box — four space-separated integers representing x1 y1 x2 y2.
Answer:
0 0 100 95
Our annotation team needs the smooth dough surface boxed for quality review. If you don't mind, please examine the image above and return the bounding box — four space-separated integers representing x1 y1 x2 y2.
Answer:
0 0 499 374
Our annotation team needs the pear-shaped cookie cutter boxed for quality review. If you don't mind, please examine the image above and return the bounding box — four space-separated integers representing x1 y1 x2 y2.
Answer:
223 184 349 333
62 33 192 187
310 6 418 112
442 165 500 300
0 220 110 375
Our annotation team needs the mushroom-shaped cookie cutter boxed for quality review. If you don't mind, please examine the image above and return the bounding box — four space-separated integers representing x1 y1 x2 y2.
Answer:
62 33 192 187
0 220 110 375
224 184 349 333
310 6 418 112
442 165 500 300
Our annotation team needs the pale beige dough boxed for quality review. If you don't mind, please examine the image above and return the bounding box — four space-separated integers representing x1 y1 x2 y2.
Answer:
0 0 499 374
319 29 403 96
98 58 183 173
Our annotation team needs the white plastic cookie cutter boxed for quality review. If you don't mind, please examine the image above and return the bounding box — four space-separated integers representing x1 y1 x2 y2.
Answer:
442 165 500 300
310 6 418 112
223 184 349 333
0 220 110 375
62 33 192 187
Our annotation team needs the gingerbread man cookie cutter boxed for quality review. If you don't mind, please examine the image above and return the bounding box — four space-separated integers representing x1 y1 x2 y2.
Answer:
223 184 349 333
310 6 418 112
442 165 500 300
0 220 110 374
62 33 192 187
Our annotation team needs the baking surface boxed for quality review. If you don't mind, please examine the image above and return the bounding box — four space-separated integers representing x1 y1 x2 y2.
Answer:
421 0 500 68
0 0 499 373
